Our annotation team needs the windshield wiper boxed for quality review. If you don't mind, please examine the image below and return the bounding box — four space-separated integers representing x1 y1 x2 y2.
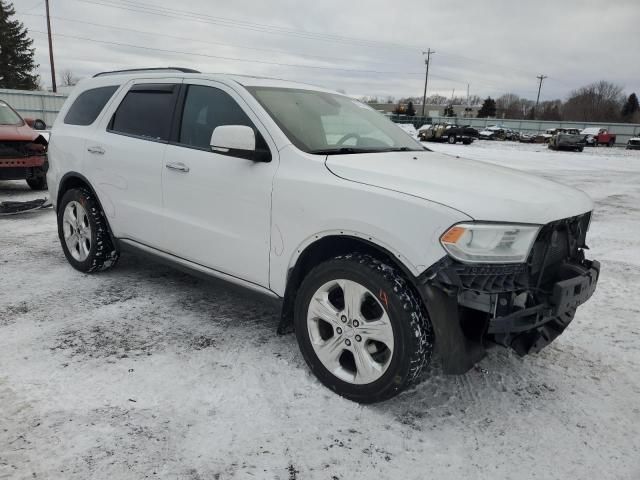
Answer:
310 147 377 155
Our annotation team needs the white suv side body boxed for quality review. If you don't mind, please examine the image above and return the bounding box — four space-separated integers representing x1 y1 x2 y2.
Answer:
47 70 599 403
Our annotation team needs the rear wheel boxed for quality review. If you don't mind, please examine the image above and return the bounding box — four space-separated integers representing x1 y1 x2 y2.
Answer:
57 188 119 273
448 136 456 144
294 253 433 403
608 139 615 147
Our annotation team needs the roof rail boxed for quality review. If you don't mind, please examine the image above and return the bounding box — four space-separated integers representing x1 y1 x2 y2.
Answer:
93 67 201 77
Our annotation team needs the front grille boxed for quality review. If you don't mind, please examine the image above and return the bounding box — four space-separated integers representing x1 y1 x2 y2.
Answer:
0 141 31 158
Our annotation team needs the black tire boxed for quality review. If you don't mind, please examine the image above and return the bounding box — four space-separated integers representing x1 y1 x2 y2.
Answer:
26 168 47 190
294 253 433 403
448 135 456 144
462 139 472 145
57 187 119 273
576 146 584 152
26 176 47 190
608 139 615 147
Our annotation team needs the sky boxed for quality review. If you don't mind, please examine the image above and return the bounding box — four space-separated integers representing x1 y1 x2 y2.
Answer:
14 0 640 102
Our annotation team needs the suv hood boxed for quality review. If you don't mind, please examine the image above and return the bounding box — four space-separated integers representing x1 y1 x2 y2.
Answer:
325 150 593 225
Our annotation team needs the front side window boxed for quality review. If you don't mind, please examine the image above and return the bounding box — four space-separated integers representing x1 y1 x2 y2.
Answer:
246 87 423 154
64 85 119 126
0 101 24 126
110 84 178 141
179 85 253 150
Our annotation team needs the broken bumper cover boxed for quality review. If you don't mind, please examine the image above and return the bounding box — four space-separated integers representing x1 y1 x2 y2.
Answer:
488 260 599 355
417 254 599 374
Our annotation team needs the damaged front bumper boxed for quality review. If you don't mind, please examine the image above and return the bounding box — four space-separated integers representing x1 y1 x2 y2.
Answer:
417 213 599 374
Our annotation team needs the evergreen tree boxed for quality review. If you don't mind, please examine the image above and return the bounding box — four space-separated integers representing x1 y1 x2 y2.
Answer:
476 97 496 118
405 101 416 117
0 1 39 90
621 93 639 120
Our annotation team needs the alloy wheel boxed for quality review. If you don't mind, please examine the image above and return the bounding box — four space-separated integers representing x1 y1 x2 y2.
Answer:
306 279 395 385
62 201 92 262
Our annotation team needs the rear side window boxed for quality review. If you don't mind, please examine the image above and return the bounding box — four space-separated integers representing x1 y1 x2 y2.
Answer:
64 86 119 126
109 84 179 141
179 85 253 149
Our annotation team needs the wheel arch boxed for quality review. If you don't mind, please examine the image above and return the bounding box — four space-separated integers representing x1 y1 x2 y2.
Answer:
277 233 423 334
57 172 98 210
56 172 118 248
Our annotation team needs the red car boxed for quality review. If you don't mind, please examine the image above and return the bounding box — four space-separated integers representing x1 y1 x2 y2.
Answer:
0 100 49 190
582 127 617 147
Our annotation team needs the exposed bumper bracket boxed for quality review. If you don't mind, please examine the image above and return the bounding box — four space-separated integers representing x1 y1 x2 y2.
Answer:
422 284 486 374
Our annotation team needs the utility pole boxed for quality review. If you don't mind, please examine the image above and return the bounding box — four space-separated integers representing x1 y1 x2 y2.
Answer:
534 74 547 117
420 48 435 118
45 0 57 93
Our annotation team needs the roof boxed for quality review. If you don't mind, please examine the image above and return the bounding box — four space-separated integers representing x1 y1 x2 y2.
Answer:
80 69 336 94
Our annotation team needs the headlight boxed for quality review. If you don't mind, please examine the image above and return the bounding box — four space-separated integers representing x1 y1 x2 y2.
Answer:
440 223 540 264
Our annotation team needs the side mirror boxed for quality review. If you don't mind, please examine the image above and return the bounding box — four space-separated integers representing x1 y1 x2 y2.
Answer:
210 125 271 162
24 118 46 130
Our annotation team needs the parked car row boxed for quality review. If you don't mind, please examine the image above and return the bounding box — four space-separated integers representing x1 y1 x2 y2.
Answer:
472 124 640 152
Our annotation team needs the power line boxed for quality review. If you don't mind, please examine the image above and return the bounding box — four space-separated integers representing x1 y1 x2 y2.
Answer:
22 1 44 12
78 0 544 80
41 0 554 97
28 30 428 75
74 0 423 51
18 12 417 68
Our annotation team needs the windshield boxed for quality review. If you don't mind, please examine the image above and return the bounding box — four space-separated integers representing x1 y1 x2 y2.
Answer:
0 102 24 126
246 87 424 154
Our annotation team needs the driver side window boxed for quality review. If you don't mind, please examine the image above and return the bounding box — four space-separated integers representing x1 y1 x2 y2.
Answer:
179 85 255 151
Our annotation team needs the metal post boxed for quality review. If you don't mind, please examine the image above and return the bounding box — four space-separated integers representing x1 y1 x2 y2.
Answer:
421 49 435 119
45 0 57 93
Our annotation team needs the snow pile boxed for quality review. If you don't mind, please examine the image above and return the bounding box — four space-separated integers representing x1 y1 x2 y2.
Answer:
396 123 418 138
1 142 640 479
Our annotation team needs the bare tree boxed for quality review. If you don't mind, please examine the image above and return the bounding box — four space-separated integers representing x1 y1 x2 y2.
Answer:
59 69 79 87
563 80 624 122
496 93 523 119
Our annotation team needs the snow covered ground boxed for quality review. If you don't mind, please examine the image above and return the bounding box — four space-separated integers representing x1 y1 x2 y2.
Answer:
1 142 639 479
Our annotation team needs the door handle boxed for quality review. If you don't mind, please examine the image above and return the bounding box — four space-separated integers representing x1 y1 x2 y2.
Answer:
165 161 190 173
87 146 105 155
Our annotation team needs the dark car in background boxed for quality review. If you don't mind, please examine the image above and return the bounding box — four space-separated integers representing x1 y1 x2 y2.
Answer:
0 100 49 190
418 123 478 144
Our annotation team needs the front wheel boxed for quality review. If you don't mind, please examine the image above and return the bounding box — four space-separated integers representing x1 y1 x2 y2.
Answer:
294 253 433 403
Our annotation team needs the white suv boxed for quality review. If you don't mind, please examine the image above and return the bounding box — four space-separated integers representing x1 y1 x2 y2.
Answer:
47 68 599 403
